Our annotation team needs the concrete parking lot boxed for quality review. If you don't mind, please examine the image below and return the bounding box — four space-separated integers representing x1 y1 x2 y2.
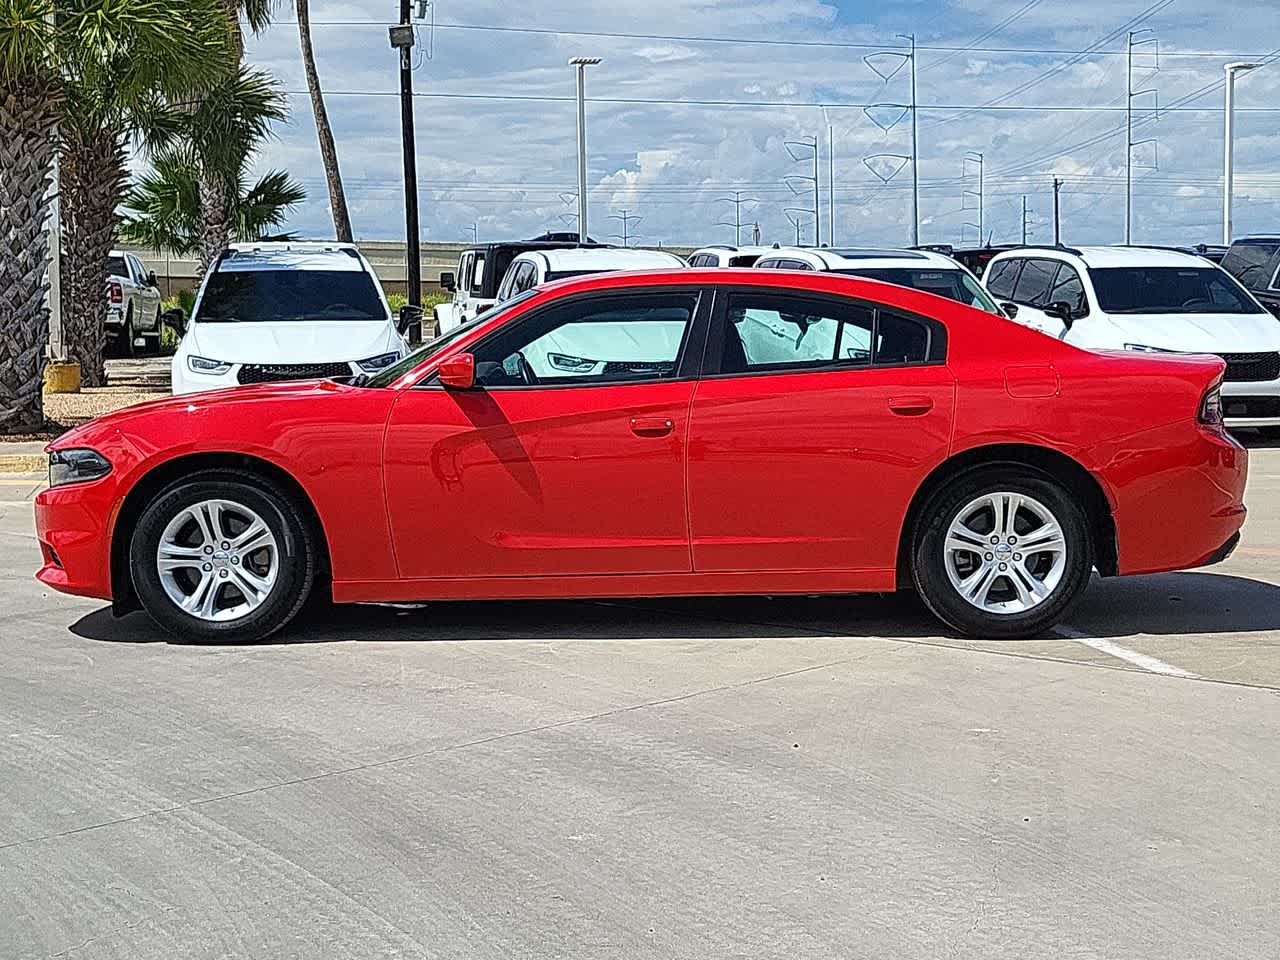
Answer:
1 442 1278 959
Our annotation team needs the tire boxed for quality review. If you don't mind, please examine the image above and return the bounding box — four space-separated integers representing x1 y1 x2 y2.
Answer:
910 468 1092 639
128 472 316 643
119 309 135 358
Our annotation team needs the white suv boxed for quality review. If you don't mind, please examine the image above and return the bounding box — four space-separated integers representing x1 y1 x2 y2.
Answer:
754 247 1004 314
687 245 775 267
983 245 1280 433
494 247 686 303
171 243 410 395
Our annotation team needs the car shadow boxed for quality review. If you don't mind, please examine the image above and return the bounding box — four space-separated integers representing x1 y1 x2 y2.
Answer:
68 570 1280 647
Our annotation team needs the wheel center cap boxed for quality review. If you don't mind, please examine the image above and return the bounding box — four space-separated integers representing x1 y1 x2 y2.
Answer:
213 550 230 565
995 543 1013 557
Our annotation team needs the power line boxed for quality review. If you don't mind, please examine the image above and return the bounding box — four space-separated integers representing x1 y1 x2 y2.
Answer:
281 89 1280 114
921 0 1046 73
266 18 1277 60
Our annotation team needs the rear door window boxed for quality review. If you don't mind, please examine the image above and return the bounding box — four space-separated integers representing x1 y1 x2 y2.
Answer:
985 259 1020 298
1048 264 1088 316
1011 259 1058 306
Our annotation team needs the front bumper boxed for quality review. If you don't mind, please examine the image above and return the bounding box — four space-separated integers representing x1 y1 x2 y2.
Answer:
34 478 119 601
1221 378 1280 427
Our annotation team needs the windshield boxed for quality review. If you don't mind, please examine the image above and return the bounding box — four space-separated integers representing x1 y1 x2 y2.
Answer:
195 270 387 323
364 290 539 388
106 256 127 278
839 267 1002 314
1090 267 1263 314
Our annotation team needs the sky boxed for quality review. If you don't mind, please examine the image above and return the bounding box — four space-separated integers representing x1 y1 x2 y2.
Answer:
230 0 1280 248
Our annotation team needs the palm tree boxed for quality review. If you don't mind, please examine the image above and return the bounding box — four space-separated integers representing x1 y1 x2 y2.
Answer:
120 149 304 254
196 0 274 270
0 0 59 432
58 0 230 386
179 67 294 276
296 0 352 241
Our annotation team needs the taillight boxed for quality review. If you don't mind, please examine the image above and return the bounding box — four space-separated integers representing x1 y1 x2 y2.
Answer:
108 281 122 304
1198 378 1224 425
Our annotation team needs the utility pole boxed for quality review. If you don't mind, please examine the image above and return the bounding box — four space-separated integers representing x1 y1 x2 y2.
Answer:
467 223 477 244
1053 177 1063 245
963 151 983 245
1021 195 1029 244
570 57 601 245
1224 61 1262 245
752 221 761 244
1125 29 1158 245
609 209 641 247
897 33 920 246
388 6 421 307
716 191 759 245
783 135 820 245
828 123 835 246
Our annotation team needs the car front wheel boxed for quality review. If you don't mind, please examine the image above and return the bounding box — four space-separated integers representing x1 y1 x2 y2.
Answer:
128 472 316 643
911 469 1092 639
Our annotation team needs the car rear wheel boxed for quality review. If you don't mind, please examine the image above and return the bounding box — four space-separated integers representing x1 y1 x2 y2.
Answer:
911 469 1092 639
129 473 316 643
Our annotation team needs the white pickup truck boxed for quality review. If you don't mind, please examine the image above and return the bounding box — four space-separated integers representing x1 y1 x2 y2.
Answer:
433 236 602 333
105 250 164 355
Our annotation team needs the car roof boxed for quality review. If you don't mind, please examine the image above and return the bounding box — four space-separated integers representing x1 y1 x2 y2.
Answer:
217 244 366 272
690 245 777 257
520 248 687 271
991 245 1218 269
759 247 963 270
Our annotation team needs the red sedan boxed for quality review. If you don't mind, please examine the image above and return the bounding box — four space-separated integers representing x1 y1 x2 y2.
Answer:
35 269 1246 643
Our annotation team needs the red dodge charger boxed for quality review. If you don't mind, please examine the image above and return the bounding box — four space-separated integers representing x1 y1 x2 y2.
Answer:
35 269 1247 642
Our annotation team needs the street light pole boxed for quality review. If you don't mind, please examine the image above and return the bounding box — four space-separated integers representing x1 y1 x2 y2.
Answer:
389 5 420 307
570 57 601 245
1223 61 1261 245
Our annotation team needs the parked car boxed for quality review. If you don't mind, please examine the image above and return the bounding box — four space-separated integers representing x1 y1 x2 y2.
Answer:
755 247 1004 314
983 245 1280 435
494 247 687 306
434 238 601 333
38 268 1245 644
687 245 775 268
105 250 163 356
1220 237 1280 318
912 243 1019 278
170 242 413 395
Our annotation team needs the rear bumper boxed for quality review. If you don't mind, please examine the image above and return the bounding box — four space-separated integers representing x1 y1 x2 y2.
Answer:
34 481 118 601
1222 379 1280 427
1087 420 1248 577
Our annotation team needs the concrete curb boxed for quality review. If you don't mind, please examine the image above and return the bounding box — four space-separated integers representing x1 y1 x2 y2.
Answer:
0 454 48 474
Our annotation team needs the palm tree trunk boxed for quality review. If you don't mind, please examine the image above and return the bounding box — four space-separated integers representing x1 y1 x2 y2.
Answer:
296 0 353 241
0 82 59 433
59 127 128 388
197 172 230 277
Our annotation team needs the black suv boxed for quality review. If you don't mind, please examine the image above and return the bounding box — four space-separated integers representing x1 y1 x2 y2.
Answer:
1220 238 1280 318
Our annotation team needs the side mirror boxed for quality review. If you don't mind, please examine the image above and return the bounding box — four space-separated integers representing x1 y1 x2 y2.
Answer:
438 352 476 390
147 270 158 288
1043 301 1075 327
398 303 424 345
1000 301 1019 319
161 307 185 335
440 271 456 293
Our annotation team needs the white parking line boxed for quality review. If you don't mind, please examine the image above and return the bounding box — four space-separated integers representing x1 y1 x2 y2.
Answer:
1055 626 1200 679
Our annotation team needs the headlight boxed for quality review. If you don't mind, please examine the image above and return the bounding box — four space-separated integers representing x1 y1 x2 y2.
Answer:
548 352 597 372
357 351 401 373
188 355 232 374
48 448 112 487
1123 343 1176 353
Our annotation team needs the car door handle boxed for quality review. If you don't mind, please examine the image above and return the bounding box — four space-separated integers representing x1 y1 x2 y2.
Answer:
630 417 674 437
887 396 934 416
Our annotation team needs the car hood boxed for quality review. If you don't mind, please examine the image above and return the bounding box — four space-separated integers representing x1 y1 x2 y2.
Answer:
185 320 401 364
47 379 354 452
1103 312 1280 352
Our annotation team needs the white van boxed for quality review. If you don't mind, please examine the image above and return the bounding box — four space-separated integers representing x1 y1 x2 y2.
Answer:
171 243 411 395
